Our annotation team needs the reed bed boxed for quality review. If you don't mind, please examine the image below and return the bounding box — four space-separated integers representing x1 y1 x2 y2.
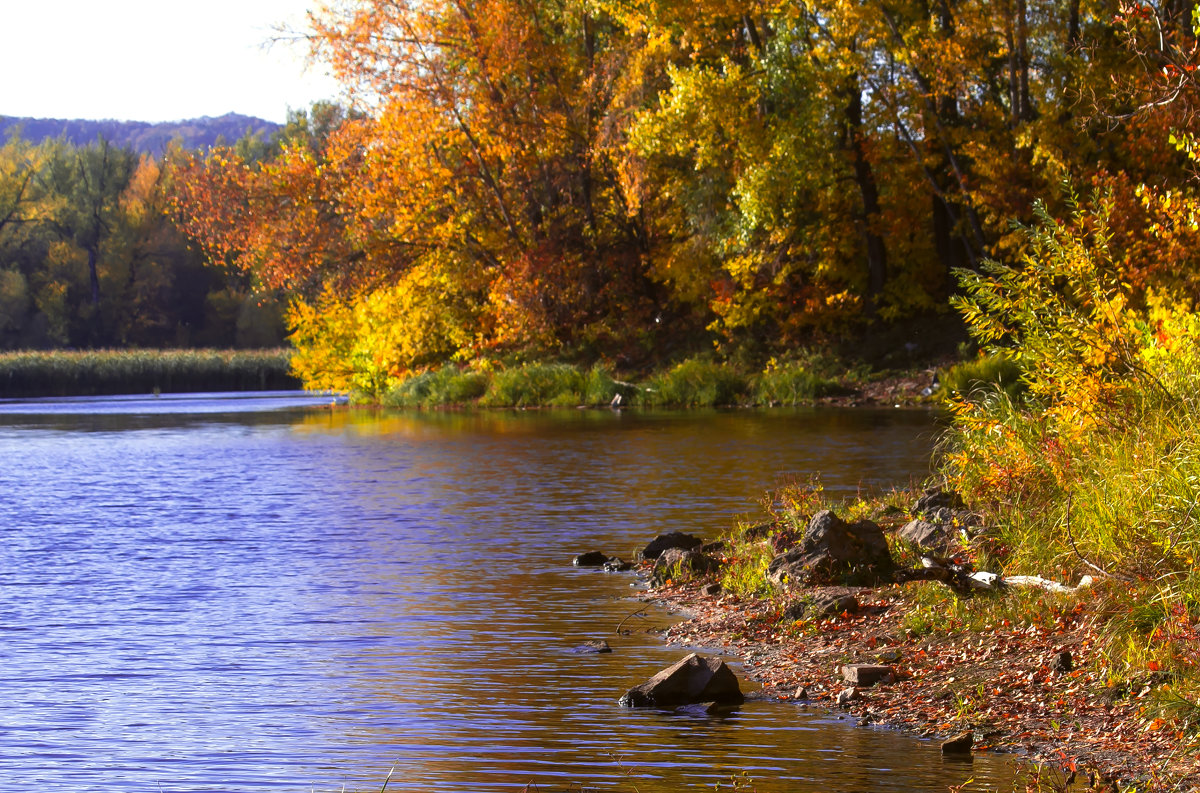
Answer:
0 349 300 397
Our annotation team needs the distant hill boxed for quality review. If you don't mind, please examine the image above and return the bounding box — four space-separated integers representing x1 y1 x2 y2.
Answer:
0 113 282 155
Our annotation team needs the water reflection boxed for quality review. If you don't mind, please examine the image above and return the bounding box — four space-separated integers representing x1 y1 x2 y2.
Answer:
0 399 1009 791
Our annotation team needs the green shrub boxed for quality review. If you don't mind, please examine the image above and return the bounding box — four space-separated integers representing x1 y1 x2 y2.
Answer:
642 358 750 407
942 195 1200 700
940 353 1024 400
383 366 488 407
753 361 836 405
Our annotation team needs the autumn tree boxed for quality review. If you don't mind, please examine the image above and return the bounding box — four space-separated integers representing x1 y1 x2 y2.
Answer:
167 0 1200 393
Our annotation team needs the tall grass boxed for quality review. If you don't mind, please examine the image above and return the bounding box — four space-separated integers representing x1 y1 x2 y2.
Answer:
381 365 488 407
752 360 839 405
380 356 842 409
479 363 614 407
939 353 1024 400
941 198 1200 715
641 358 751 407
0 349 299 397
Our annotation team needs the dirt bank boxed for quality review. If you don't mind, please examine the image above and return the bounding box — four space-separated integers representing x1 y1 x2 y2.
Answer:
639 578 1200 792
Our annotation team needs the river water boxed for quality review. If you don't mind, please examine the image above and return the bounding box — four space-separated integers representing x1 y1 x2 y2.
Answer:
0 393 1014 792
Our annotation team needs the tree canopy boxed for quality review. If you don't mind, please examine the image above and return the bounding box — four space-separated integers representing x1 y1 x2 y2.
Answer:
167 0 1200 393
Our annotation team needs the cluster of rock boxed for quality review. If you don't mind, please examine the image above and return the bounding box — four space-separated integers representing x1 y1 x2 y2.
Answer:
576 487 990 599
571 535 745 710
896 487 982 555
767 510 894 586
567 487 997 726
571 551 632 572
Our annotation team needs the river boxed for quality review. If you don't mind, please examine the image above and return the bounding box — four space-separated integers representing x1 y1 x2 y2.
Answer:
0 393 1014 792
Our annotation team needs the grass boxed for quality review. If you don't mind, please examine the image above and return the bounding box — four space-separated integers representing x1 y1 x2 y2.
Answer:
381 365 488 407
378 356 842 410
939 353 1025 401
0 348 300 397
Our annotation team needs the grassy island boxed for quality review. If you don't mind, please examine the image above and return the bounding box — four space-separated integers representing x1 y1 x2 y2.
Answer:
0 349 300 398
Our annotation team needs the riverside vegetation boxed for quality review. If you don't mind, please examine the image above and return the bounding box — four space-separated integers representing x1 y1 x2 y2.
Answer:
0 348 298 397
644 198 1200 792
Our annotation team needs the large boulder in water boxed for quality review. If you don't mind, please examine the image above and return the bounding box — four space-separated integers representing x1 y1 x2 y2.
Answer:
619 652 744 707
767 510 894 586
639 531 703 561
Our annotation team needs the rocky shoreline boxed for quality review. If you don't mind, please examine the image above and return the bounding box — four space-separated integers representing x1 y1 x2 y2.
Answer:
615 526 1200 793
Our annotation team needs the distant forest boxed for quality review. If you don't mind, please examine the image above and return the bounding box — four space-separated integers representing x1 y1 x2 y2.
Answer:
0 113 281 156
0 109 334 351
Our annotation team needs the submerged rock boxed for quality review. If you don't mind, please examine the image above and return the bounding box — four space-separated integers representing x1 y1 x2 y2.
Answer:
941 731 974 755
573 551 609 567
619 652 744 707
572 640 613 654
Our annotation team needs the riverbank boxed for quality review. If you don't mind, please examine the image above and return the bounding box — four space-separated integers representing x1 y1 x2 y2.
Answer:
636 520 1200 792
0 348 300 397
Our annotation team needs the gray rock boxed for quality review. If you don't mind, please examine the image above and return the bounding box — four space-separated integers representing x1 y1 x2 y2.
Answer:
841 664 895 687
702 582 722 596
640 531 703 560
767 510 894 586
915 487 964 515
603 558 633 572
653 547 719 583
619 652 744 707
898 519 956 553
784 591 859 620
1050 650 1073 674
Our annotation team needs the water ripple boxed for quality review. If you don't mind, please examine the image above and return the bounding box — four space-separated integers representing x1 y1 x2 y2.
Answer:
0 396 1009 791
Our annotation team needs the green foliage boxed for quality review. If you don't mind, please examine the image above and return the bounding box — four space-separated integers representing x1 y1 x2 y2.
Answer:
0 348 297 397
752 359 838 405
383 362 632 409
0 135 281 351
642 358 750 407
940 354 1025 401
381 366 488 408
942 196 1200 698
478 363 621 408
716 530 777 598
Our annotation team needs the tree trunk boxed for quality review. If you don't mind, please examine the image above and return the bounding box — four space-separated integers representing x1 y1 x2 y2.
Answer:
843 76 888 306
87 245 100 307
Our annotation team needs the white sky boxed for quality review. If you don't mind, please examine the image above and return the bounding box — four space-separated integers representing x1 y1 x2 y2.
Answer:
0 1 343 124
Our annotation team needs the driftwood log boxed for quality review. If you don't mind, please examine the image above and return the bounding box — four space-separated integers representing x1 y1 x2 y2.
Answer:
890 556 1094 596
